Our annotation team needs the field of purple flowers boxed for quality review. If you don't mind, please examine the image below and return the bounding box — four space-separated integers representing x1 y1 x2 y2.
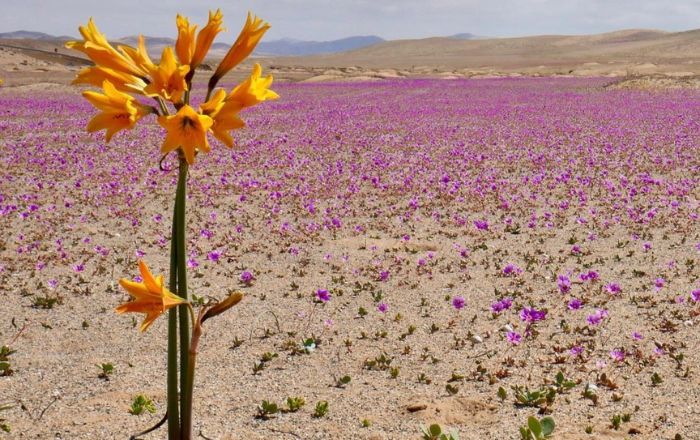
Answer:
1 78 700 439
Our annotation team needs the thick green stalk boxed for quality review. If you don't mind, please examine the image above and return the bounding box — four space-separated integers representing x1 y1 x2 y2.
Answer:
167 181 181 439
182 306 200 439
182 352 196 439
175 159 191 440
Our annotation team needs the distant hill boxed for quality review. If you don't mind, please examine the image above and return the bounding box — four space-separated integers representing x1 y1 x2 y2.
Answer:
273 28 700 72
256 36 385 56
0 30 385 58
2 27 699 80
0 30 73 41
449 33 479 40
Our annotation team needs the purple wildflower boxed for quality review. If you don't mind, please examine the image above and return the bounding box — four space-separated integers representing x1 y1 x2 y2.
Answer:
654 277 665 290
377 302 388 313
315 289 331 303
567 298 583 310
557 275 571 293
240 270 255 285
580 270 599 282
491 297 513 313
586 309 608 326
570 345 584 357
506 331 522 345
610 349 625 362
452 296 466 310
691 289 700 302
473 219 489 231
520 307 547 322
605 282 622 295
503 263 522 276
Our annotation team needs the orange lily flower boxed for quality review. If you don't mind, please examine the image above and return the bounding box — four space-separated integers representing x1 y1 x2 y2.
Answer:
65 18 148 78
175 14 197 66
191 9 225 69
82 80 152 142
212 12 269 82
73 65 147 95
201 63 277 147
158 104 213 164
144 47 190 103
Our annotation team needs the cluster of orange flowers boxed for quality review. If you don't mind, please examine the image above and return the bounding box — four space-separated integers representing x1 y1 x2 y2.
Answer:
67 10 278 164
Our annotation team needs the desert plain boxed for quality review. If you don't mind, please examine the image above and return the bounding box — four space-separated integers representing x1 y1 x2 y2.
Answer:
0 28 699 440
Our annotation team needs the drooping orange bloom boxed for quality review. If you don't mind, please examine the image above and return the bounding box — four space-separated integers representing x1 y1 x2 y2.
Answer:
158 105 213 164
82 80 153 142
144 47 190 103
116 260 187 332
212 12 270 83
73 66 148 94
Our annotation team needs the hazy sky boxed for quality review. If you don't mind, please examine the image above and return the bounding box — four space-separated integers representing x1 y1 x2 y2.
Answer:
2 0 699 41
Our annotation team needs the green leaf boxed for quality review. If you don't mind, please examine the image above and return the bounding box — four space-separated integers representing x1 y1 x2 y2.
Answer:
540 417 555 437
520 426 533 440
528 416 542 439
430 424 443 436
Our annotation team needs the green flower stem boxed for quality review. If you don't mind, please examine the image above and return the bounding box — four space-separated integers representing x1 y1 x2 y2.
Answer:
182 305 200 440
167 171 181 439
175 158 191 440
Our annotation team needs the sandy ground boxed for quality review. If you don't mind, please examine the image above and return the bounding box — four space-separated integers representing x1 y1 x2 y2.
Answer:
1 75 699 440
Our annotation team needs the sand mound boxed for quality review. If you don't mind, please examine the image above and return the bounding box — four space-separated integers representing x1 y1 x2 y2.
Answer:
607 74 700 90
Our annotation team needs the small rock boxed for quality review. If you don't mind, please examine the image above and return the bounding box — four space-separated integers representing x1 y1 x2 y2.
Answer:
406 402 428 412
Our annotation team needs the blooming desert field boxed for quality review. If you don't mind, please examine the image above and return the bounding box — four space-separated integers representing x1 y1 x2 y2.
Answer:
1 78 700 439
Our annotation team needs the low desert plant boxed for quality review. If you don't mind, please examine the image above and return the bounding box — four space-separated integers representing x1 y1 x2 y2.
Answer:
257 400 280 419
0 403 12 433
420 423 460 440
130 395 156 415
519 416 555 440
97 362 114 379
313 401 329 418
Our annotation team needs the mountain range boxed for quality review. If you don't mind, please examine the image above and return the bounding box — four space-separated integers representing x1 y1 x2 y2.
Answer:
0 31 388 57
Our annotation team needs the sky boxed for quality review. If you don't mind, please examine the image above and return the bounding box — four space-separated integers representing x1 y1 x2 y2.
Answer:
2 0 699 41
